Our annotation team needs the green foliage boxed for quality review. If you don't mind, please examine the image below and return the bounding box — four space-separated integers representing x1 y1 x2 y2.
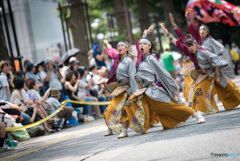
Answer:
54 0 70 21
53 0 240 48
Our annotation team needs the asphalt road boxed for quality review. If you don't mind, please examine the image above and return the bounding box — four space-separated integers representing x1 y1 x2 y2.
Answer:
1 78 240 161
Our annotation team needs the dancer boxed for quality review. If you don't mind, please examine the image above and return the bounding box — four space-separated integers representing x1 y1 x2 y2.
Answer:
103 40 138 138
169 13 195 106
167 14 218 113
163 29 240 113
185 9 225 57
120 27 205 138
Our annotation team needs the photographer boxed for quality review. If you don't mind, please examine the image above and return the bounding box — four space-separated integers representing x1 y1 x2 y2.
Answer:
40 59 64 102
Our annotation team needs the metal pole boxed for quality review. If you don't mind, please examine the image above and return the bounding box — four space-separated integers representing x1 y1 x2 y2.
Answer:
154 15 163 53
58 2 68 52
7 0 23 70
1 0 14 65
122 0 133 44
85 0 93 47
80 0 89 50
66 19 71 49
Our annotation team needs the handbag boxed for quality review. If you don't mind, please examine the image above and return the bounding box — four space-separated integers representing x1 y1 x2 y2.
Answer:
90 89 99 97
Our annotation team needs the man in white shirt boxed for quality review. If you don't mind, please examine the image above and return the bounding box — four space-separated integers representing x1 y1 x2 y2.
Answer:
40 59 64 102
0 61 11 101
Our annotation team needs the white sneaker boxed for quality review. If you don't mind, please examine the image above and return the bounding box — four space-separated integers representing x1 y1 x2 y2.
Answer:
104 128 113 136
87 116 95 122
117 128 128 139
0 144 15 151
194 112 205 124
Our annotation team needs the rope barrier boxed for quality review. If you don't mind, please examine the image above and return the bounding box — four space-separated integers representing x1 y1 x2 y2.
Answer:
5 99 111 131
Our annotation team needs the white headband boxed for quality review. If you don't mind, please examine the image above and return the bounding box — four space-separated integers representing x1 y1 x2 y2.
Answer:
139 38 151 45
200 26 209 32
117 42 129 47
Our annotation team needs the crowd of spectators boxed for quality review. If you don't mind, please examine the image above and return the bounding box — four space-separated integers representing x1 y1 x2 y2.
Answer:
0 45 111 150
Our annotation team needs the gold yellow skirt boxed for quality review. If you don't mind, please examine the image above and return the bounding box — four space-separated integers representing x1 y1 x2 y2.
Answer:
104 91 128 134
120 92 195 132
192 76 218 113
183 75 193 102
144 94 195 130
214 78 240 110
120 93 156 133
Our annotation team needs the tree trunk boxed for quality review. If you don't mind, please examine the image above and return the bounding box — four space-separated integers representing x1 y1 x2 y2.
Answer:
113 0 128 41
67 0 89 68
136 0 150 34
0 13 9 60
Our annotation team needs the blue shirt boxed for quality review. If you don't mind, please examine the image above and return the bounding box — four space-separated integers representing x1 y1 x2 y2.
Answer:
93 50 106 67
26 72 40 84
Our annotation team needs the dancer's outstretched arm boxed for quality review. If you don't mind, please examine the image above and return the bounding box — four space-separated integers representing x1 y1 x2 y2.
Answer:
185 10 201 44
169 13 185 39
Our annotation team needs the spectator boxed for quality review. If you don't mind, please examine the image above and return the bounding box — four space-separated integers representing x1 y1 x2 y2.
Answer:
0 122 14 151
47 89 73 128
11 77 54 133
231 43 239 75
23 59 30 72
92 41 106 68
40 59 64 102
16 71 26 80
98 66 108 79
25 78 54 117
88 49 96 67
5 61 14 92
26 63 43 89
0 61 11 101
161 44 176 79
69 60 79 71
0 99 26 125
86 65 100 91
61 60 69 84
77 68 103 118
86 66 107 114
64 71 94 122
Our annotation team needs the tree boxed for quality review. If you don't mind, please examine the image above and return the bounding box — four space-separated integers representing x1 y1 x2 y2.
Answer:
67 0 89 68
136 0 151 34
113 0 128 41
0 13 9 60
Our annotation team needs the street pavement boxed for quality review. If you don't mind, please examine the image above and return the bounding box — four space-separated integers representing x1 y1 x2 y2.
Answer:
0 76 240 161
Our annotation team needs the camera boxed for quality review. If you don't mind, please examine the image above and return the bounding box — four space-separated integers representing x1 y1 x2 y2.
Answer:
53 63 63 68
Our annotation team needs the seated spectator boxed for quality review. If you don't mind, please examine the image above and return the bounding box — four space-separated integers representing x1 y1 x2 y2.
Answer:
39 59 64 102
0 99 25 125
11 77 54 133
23 59 30 72
0 61 11 102
0 122 14 151
88 49 96 67
76 68 103 118
86 66 107 114
92 40 106 68
64 71 94 122
25 78 55 118
47 89 73 128
26 63 43 89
